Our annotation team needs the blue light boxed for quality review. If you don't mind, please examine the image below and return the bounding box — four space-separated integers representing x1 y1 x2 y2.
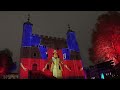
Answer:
66 31 80 52
101 73 105 79
62 48 70 60
39 45 47 60
22 22 42 47
31 34 41 46
22 23 32 46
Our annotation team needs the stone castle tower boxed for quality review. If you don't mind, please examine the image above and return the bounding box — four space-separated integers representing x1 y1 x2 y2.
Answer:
20 15 85 79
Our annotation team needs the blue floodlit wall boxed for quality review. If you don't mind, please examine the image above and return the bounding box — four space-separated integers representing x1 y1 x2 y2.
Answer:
39 45 47 60
22 22 48 60
22 23 41 47
31 34 41 46
62 48 70 60
22 23 33 46
66 31 80 52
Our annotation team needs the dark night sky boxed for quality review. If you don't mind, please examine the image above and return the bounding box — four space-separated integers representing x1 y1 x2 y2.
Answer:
0 11 107 72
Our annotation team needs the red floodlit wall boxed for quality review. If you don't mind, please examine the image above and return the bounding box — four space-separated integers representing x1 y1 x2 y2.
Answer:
73 60 85 77
20 59 85 79
39 60 53 77
62 60 75 78
20 58 53 79
20 49 85 79
20 58 30 79
62 60 84 78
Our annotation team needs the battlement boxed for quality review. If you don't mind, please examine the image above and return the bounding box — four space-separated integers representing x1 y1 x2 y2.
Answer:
32 34 40 38
40 35 66 42
40 35 67 49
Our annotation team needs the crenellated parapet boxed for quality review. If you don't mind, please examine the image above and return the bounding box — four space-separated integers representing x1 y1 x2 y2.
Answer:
40 35 67 49
40 35 65 41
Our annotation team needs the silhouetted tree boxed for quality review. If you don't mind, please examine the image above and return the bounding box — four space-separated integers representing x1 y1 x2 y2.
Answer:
89 11 120 65
0 48 16 74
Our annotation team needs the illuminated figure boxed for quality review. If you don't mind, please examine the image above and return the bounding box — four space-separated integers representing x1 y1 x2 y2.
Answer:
43 50 71 79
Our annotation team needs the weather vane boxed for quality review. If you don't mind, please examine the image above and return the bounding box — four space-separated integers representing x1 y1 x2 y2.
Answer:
68 24 71 30
27 14 30 22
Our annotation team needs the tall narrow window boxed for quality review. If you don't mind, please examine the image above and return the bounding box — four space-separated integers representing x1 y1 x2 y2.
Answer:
63 53 66 59
33 53 37 57
46 52 48 57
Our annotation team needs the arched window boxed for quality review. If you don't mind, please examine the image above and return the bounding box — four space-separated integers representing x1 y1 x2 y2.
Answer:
63 53 66 59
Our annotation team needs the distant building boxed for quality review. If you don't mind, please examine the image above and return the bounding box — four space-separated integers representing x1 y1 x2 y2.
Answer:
3 73 19 79
19 15 85 79
0 49 16 79
113 63 120 79
85 60 116 79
